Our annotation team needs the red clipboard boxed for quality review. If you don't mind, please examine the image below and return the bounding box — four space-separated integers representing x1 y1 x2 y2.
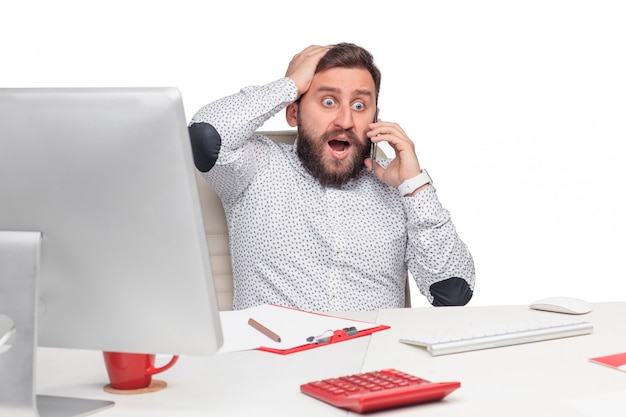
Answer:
257 323 390 355
219 304 390 355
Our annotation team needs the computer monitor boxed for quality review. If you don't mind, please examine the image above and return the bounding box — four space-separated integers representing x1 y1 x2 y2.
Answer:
0 87 223 416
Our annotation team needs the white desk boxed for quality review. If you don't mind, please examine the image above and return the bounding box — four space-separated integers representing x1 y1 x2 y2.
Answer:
36 303 626 416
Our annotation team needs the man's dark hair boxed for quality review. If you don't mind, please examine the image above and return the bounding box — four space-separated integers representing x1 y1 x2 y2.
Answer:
315 43 381 102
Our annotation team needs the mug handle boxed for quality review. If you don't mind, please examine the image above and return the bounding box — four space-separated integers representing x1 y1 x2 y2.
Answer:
146 355 179 376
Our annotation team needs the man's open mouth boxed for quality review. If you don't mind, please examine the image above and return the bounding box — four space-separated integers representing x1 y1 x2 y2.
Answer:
328 139 350 154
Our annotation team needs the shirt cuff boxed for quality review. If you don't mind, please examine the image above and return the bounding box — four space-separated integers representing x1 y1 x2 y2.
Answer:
402 185 450 229
271 77 298 105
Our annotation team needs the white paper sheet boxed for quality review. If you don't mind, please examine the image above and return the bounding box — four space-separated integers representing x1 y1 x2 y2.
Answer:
217 304 382 354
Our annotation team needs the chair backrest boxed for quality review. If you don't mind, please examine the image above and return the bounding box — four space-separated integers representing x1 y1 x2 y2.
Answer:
195 131 298 310
195 130 410 310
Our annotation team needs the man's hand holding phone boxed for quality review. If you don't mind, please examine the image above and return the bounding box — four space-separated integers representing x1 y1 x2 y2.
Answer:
367 120 426 195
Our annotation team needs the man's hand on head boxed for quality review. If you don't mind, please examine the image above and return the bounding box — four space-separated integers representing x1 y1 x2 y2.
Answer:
285 45 330 99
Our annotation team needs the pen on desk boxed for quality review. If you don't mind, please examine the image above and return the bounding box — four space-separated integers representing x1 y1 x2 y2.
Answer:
248 318 281 343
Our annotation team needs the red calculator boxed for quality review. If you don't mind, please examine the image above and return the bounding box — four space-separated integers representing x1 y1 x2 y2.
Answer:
300 368 460 413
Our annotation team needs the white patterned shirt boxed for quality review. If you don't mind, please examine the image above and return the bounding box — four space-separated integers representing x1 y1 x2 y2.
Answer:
190 77 475 311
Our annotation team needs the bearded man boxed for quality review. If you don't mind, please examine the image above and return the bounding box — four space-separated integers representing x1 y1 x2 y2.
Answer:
188 43 475 312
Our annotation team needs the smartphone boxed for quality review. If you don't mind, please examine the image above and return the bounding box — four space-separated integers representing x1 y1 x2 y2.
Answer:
370 108 379 173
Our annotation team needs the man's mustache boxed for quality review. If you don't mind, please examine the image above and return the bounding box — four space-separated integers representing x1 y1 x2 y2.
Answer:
320 129 361 144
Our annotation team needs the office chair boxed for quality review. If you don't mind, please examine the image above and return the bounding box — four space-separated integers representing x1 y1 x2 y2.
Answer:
195 131 297 310
195 131 410 310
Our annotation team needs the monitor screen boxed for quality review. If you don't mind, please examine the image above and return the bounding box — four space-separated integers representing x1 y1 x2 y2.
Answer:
0 87 223 356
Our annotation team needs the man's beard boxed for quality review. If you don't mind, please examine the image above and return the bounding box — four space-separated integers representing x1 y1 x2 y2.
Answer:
296 126 371 188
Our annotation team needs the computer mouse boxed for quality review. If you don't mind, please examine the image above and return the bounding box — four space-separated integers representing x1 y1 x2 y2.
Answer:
530 296 592 315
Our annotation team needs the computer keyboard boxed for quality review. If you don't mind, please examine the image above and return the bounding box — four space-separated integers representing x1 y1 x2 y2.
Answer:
300 368 460 413
399 317 593 356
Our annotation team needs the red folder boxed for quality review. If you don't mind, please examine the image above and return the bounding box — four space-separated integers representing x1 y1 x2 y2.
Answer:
590 352 626 371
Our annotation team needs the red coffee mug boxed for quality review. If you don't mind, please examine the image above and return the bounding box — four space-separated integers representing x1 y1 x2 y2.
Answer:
103 351 179 390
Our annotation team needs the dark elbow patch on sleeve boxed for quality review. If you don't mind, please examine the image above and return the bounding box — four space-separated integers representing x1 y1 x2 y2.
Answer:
430 277 473 306
188 122 222 172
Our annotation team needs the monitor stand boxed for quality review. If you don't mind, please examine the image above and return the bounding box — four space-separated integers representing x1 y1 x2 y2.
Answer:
0 231 114 417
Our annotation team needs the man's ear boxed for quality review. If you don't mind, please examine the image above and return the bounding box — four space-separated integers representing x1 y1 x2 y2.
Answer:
286 102 298 127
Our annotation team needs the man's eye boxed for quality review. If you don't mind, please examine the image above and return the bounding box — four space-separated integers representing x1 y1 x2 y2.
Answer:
322 98 335 107
352 101 365 111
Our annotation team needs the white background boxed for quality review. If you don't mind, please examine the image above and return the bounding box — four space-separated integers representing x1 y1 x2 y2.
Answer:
2 0 625 307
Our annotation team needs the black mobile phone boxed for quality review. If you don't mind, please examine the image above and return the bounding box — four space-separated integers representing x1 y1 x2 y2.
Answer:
370 109 379 172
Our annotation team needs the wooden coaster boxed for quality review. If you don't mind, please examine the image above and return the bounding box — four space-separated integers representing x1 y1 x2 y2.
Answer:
103 379 167 395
